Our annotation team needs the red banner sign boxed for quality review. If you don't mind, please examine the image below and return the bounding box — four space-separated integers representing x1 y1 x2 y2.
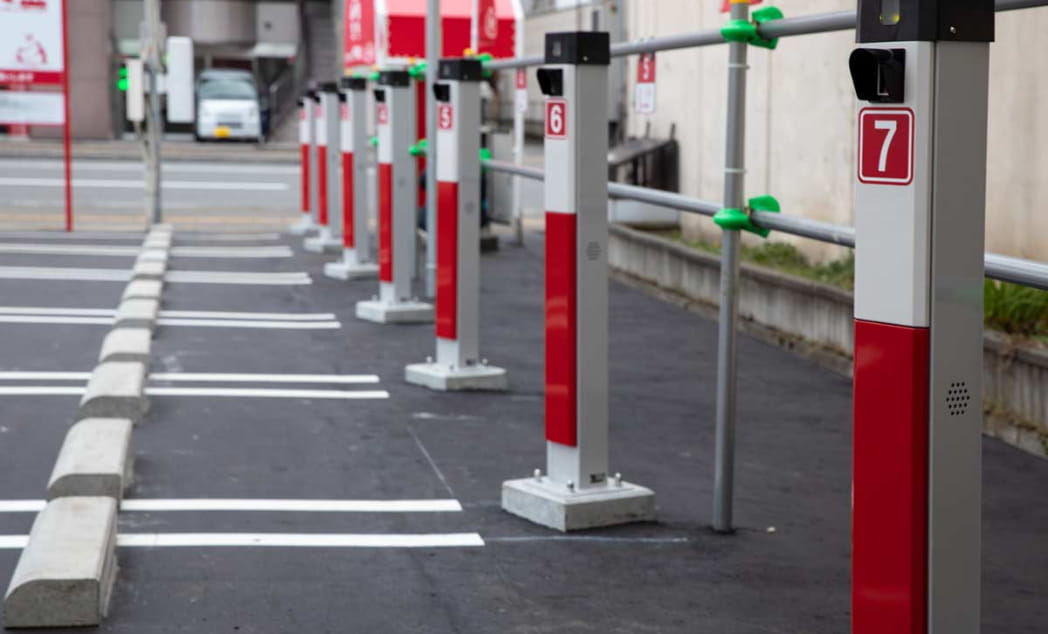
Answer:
344 0 376 69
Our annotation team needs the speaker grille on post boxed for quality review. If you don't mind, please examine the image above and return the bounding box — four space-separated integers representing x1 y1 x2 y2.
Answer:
946 381 971 417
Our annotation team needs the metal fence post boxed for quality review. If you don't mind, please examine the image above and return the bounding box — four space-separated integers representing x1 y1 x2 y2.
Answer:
712 0 750 534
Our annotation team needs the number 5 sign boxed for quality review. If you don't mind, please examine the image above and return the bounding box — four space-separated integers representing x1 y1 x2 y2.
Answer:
858 108 914 185
546 99 567 139
438 104 453 130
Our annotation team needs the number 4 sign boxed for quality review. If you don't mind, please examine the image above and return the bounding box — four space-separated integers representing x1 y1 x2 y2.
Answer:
546 99 567 139
858 108 914 185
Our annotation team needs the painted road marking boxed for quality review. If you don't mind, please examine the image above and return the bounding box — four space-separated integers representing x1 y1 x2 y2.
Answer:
0 231 281 242
0 372 378 384
0 159 299 176
0 244 291 258
0 316 339 329
0 267 311 285
0 533 484 549
0 177 289 192
0 386 389 399
0 499 460 513
0 307 335 320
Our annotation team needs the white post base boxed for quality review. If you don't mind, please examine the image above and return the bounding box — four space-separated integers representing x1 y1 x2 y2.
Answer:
304 228 342 253
355 299 434 324
501 475 656 532
288 216 317 236
324 259 379 280
404 361 508 391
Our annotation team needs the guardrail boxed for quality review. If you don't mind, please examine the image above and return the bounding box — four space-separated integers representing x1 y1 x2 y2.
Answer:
483 159 1048 291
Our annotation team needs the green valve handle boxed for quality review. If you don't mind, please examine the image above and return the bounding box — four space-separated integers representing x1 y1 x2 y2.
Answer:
368 70 380 81
479 148 492 162
368 136 378 147
713 195 780 238
409 138 428 156
720 6 783 50
409 62 427 79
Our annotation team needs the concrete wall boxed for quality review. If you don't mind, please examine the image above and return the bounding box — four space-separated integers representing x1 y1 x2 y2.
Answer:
621 0 1048 263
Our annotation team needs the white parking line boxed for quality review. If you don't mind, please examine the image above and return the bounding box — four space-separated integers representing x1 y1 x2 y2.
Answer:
156 318 339 329
0 533 485 549
0 499 460 513
145 387 389 399
0 307 336 321
0 231 281 243
0 244 291 258
0 372 378 384
0 177 289 191
0 267 312 285
0 386 389 399
0 159 298 176
0 315 114 325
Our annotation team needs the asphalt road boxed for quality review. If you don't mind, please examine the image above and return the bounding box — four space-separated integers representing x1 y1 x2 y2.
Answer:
0 227 1043 633
0 157 299 232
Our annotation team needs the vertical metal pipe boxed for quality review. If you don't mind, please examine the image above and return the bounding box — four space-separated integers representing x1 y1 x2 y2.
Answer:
712 0 749 534
143 0 163 225
425 0 440 298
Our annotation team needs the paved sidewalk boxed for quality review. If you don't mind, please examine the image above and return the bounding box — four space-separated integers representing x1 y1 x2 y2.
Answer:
0 227 1044 632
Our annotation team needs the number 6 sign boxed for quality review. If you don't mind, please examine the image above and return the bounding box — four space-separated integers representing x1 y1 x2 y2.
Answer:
546 98 567 139
858 108 914 185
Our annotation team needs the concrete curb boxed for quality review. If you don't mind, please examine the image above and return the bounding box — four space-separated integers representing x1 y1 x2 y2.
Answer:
47 418 133 501
77 361 148 424
137 249 169 266
113 298 159 332
131 259 166 280
2 497 118 628
98 328 152 364
121 279 163 301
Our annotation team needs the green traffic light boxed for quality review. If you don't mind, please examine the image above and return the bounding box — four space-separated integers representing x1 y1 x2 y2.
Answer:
117 66 128 92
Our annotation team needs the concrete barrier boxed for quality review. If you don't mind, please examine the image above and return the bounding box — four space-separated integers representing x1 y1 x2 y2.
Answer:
98 328 152 363
47 418 133 501
137 250 169 266
131 259 165 281
121 279 163 302
3 497 118 628
78 361 148 423
113 298 159 331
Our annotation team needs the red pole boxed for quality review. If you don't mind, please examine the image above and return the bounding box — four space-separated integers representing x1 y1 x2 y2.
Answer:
61 0 72 232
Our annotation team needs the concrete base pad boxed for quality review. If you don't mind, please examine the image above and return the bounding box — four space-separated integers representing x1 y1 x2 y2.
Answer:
304 235 341 253
405 362 507 391
288 217 317 236
324 260 378 280
355 299 433 324
48 418 133 501
501 476 656 532
3 497 118 628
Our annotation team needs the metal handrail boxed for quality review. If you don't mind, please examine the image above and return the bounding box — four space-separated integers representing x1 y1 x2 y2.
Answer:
482 159 1048 291
484 0 1048 71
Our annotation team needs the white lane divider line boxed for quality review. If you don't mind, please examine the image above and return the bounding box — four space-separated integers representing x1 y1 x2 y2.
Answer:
0 159 299 176
0 177 289 191
0 244 292 259
0 499 461 513
0 307 336 321
0 267 312 285
0 372 379 384
156 318 339 329
0 533 484 549
0 386 389 399
0 315 115 326
144 387 389 399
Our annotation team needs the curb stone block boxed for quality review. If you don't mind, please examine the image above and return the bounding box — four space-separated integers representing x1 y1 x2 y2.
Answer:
78 361 148 423
47 418 133 501
98 328 152 363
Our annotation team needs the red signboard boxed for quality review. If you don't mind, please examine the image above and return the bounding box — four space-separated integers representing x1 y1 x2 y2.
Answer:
437 104 453 130
858 108 914 186
545 99 567 139
343 0 376 69
476 0 499 50
0 0 66 85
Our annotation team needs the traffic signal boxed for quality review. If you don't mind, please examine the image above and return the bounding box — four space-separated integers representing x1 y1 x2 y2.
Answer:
117 66 128 92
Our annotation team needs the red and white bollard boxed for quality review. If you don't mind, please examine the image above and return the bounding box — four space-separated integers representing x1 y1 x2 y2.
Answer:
325 76 378 280
355 70 433 324
405 58 507 391
289 93 317 236
306 83 343 253
850 2 992 632
501 32 655 532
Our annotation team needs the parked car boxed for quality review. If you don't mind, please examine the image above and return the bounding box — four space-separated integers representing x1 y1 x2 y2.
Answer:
195 69 266 142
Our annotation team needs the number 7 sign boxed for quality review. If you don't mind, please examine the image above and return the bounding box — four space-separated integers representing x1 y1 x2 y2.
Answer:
858 108 914 185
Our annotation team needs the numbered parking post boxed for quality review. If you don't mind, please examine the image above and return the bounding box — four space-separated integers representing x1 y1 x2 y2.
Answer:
289 94 318 235
355 70 434 324
325 76 379 280
849 1 992 632
306 83 343 253
405 58 507 391
501 32 655 532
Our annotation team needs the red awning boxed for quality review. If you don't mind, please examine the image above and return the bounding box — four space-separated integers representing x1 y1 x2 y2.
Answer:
381 0 518 61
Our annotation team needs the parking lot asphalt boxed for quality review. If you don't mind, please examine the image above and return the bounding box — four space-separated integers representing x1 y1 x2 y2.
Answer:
0 228 1044 633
